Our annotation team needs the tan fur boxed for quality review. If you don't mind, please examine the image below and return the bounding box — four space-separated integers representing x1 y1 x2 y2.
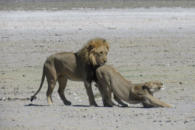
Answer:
96 65 172 108
30 38 109 106
134 81 163 96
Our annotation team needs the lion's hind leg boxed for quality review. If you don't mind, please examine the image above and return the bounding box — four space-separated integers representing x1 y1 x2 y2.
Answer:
58 77 71 105
142 94 172 108
46 79 56 105
97 83 114 107
45 66 57 105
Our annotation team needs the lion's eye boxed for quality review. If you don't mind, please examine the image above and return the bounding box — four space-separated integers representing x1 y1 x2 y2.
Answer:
100 51 103 55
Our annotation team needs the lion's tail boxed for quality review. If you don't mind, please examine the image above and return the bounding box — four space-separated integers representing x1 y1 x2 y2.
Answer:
30 66 45 102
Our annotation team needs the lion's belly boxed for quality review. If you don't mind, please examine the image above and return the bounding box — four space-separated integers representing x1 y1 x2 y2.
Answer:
65 73 83 81
127 100 140 104
59 67 84 81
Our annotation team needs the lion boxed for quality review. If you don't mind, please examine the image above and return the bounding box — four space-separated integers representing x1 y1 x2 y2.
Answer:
95 65 172 108
30 38 109 106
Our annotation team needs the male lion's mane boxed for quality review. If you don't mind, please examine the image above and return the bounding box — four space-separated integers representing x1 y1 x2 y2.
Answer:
75 38 109 82
76 38 109 66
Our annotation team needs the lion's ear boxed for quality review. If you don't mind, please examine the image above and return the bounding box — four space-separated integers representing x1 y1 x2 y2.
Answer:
106 44 109 51
142 85 148 90
89 53 97 66
142 85 153 95
103 40 109 51
142 83 151 91
87 44 95 52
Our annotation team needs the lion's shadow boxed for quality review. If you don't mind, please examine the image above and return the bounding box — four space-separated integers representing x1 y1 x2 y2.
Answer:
24 103 92 107
25 103 49 107
25 103 146 108
25 104 104 108
72 105 149 109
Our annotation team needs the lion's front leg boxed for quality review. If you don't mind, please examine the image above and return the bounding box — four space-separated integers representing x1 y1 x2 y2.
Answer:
96 83 114 107
84 81 98 106
142 94 172 108
114 94 128 107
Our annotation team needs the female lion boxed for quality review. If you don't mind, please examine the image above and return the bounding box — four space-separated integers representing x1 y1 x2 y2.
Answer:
95 65 172 108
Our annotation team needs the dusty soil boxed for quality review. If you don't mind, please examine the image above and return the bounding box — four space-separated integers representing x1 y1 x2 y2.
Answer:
0 8 195 130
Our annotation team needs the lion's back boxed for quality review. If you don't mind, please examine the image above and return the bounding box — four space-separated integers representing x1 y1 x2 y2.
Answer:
96 65 115 78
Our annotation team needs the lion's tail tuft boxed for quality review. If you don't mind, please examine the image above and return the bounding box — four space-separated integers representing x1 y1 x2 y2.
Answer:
30 96 37 102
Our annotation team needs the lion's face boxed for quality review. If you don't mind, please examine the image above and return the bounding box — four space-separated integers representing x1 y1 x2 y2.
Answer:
143 81 164 95
134 81 163 96
90 46 109 66
88 38 109 66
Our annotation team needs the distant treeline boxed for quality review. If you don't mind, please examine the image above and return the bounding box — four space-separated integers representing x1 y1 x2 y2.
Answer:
1 0 195 10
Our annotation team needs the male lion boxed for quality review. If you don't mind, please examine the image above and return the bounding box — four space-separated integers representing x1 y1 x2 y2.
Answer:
30 38 109 106
96 65 172 108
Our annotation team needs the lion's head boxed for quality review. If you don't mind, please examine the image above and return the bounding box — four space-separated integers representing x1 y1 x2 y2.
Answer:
143 81 164 94
134 81 164 96
77 38 109 66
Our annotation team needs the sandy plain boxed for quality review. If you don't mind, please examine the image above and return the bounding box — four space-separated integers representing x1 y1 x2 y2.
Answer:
0 8 195 130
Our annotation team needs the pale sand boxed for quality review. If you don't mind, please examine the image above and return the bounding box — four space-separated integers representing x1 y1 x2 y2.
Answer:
0 8 195 130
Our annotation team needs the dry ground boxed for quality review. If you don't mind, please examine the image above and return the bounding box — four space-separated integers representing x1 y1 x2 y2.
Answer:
0 8 195 130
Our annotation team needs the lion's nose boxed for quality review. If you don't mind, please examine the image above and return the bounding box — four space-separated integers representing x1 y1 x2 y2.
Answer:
104 59 107 63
